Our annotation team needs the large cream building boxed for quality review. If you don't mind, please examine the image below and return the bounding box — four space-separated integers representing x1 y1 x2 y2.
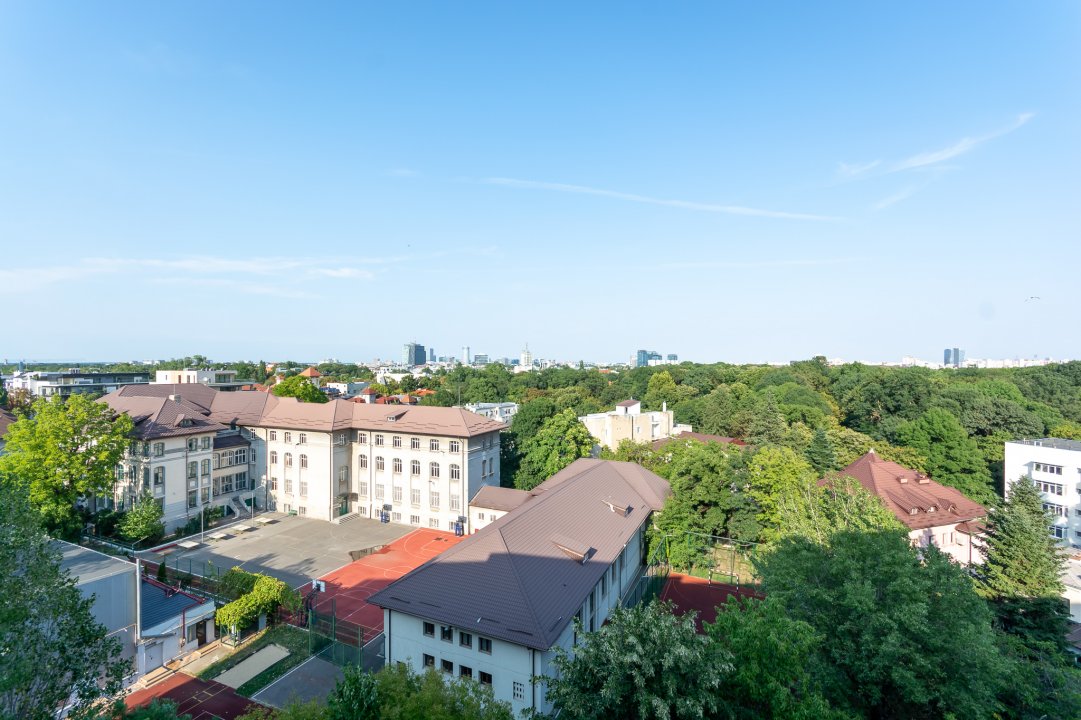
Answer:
578 399 690 451
102 385 504 534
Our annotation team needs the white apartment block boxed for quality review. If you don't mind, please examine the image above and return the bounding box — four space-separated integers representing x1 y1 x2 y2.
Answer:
153 368 249 390
1004 438 1081 548
371 459 670 716
464 402 518 425
102 385 504 534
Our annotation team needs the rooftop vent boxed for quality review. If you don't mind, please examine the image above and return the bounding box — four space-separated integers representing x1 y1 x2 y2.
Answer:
897 474 908 484
551 534 594 564
916 473 930 485
168 394 182 403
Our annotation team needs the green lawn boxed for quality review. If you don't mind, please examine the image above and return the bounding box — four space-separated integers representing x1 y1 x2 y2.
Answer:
198 623 327 697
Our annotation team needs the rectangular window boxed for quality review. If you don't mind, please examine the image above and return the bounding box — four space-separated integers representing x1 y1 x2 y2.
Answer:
187 490 197 508
450 494 461 511
270 477 279 490
376 456 385 471
392 511 402 522
393 436 402 448
299 506 306 516
270 451 278 464
269 431 277 441
335 433 345 446
411 488 421 506
441 659 453 674
411 437 421 450
359 481 368 496
201 437 211 450
459 665 472 679
429 518 440 528
188 461 197 479
285 453 293 468
300 454 308 469
450 464 461 480
299 433 306 444
393 486 403 503
393 458 403 474
423 654 434 668
479 671 492 685
440 625 453 642
236 448 247 464
459 631 472 648
188 438 198 451
153 467 164 485
358 432 367 444
236 471 248 489
375 484 385 499
1034 462 1064 475
300 481 308 497
285 478 293 494
478 637 492 654
449 440 460 453
1043 502 1067 517
430 439 440 451
1050 525 1066 539
375 434 384 446
359 454 368 469
430 491 440 509
423 622 435 637
153 442 164 457
513 681 524 701
410 514 420 525
284 432 292 443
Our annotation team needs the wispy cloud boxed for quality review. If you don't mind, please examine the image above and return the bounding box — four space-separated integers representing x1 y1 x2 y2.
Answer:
658 257 860 270
482 178 841 222
871 186 922 211
0 255 392 295
839 112 1035 180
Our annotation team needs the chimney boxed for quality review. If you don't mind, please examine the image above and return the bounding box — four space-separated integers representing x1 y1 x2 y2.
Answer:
169 394 182 403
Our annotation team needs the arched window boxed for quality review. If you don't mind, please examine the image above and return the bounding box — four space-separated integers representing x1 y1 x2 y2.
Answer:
430 462 440 478
300 454 308 469
411 460 421 476
269 451 278 464
376 456 385 471
359 454 368 469
450 463 461 480
393 458 403 473
284 453 293 468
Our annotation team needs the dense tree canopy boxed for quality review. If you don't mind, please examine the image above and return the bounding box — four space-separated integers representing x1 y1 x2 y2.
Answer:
0 394 133 537
514 409 594 491
271 375 328 403
119 494 165 543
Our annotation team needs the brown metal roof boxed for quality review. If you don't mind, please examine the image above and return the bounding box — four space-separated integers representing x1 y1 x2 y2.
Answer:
615 399 639 407
102 386 505 438
370 459 671 650
826 451 986 531
100 394 227 440
470 485 533 512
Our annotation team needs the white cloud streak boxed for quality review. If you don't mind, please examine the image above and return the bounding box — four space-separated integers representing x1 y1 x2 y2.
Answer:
840 112 1035 180
482 178 841 222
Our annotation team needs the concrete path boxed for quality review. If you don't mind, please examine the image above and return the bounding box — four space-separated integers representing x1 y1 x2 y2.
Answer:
215 644 290 689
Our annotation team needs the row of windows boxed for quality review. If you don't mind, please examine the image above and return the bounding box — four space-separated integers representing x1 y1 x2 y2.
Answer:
270 477 309 496
269 452 310 468
1036 481 1064 496
267 430 345 446
420 655 493 685
187 460 213 479
357 433 462 453
187 437 213 452
216 449 248 468
357 456 461 479
1043 502 1069 518
422 623 493 653
1034 462 1064 475
364 484 460 510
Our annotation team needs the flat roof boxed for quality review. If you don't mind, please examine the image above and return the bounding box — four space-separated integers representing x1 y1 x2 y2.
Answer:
1008 438 1081 452
57 541 135 585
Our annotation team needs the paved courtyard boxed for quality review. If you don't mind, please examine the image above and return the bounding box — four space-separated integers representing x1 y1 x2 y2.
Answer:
142 514 413 589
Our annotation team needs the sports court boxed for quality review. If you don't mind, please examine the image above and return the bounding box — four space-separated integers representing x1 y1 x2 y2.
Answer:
126 673 261 720
659 572 763 631
306 528 464 642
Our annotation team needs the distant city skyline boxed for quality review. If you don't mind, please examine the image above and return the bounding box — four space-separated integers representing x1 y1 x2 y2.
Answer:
1 3 1078 361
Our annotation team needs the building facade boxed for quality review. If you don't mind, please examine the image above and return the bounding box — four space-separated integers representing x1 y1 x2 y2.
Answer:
8 370 149 398
403 343 427 368
464 402 518 425
102 385 504 533
1004 438 1081 548
153 368 248 390
371 459 671 716
579 400 690 452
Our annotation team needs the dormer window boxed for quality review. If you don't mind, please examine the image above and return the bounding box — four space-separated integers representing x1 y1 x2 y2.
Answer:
909 507 919 515
927 505 937 512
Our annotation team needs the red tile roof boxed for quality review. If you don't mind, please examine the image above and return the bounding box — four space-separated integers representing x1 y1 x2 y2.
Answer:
299 367 321 378
827 451 986 531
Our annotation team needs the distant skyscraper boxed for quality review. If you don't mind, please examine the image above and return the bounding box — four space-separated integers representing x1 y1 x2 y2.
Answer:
520 343 533 369
462 346 471 364
402 342 426 367
473 353 490 365
635 350 648 368
943 347 966 368
667 354 678 362
429 348 436 363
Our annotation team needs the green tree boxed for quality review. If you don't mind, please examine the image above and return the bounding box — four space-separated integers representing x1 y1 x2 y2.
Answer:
545 601 729 720
1049 419 1081 440
745 391 786 446
745 446 816 543
707 597 844 720
514 409 594 491
777 475 903 545
894 407 996 504
974 476 1070 647
6 387 35 413
120 699 193 719
756 530 1005 719
119 494 165 543
0 394 134 537
0 478 129 720
271 375 328 403
804 426 837 474
327 665 378 720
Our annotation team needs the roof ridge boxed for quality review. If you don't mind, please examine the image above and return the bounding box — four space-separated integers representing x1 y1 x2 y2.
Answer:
495 523 548 642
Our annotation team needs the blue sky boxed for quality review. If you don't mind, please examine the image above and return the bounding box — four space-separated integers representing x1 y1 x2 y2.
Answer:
1 2 1078 364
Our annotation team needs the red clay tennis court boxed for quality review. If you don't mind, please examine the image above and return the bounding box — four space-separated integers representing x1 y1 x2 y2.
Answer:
306 528 464 643
660 572 763 630
126 673 261 720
